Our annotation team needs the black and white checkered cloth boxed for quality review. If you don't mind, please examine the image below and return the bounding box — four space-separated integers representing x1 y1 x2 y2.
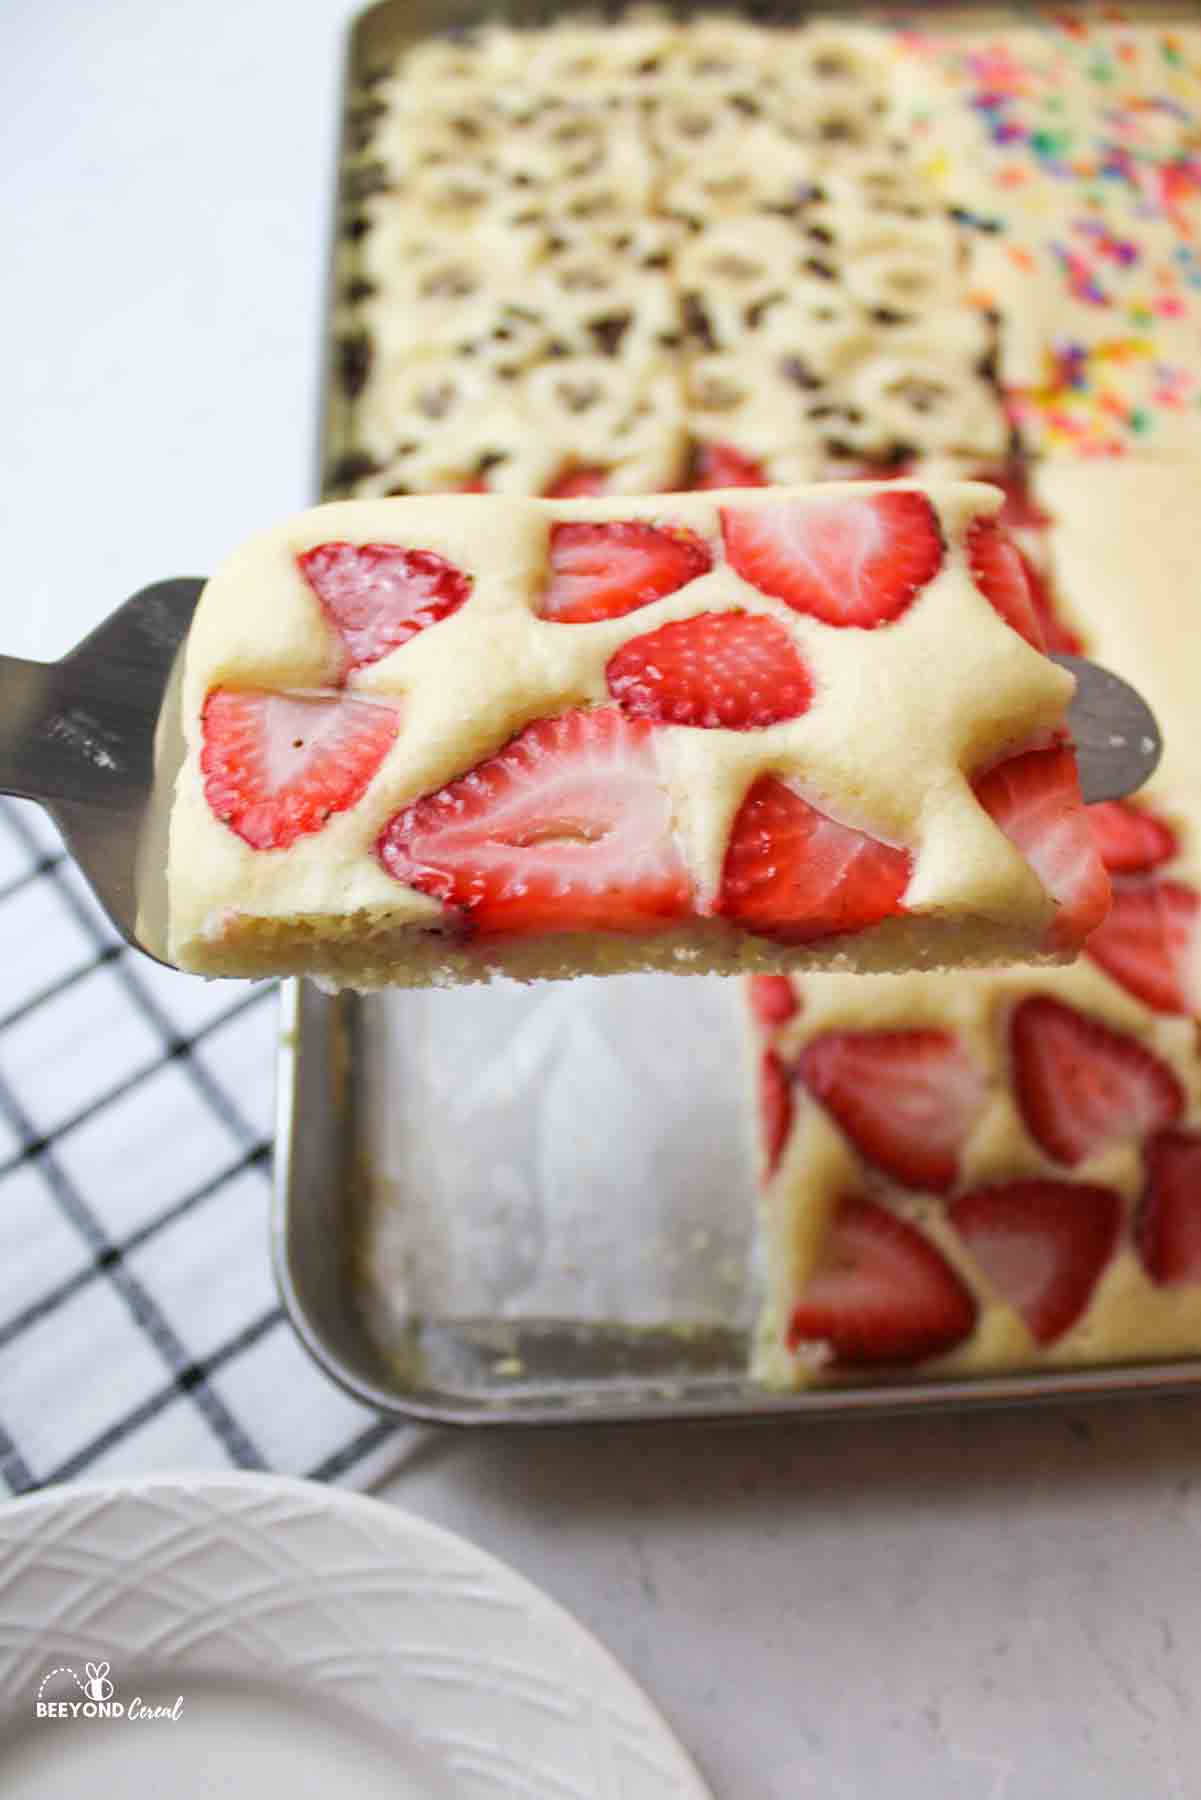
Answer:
0 796 404 1495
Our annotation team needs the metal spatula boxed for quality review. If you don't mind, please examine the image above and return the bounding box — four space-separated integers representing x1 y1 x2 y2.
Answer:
0 576 1164 973
0 579 200 967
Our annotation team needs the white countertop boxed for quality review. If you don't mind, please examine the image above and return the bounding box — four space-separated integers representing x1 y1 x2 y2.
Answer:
6 3 1201 1794
378 1401 1201 1799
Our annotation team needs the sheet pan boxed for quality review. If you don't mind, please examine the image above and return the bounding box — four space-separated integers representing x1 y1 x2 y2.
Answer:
273 0 1201 1424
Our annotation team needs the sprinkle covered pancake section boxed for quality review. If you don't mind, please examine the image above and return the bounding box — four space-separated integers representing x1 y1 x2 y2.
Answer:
893 19 1201 456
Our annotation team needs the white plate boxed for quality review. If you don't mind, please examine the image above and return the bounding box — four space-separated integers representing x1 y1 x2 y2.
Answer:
0 1472 712 1800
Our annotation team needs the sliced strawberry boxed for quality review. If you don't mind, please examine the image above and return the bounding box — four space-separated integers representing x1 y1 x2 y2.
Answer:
760 1048 793 1180
974 745 1110 951
540 521 713 625
544 466 608 499
1010 993 1184 1167
1137 1128 1201 1286
721 490 943 629
749 974 800 1031
201 687 400 851
690 441 768 490
965 515 1045 650
799 1029 985 1194
827 458 915 483
719 778 912 942
298 541 472 671
605 610 813 730
786 1196 976 1366
1086 801 1178 875
1022 555 1085 656
950 1179 1121 1343
976 465 1052 534
718 777 912 944
971 471 1084 648
456 475 489 494
1085 879 1200 1015
377 706 691 937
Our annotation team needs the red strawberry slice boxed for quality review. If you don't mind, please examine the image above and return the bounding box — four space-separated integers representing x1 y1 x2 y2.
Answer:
760 1048 793 1179
1010 993 1184 1166
799 1029 985 1193
721 490 943 629
1085 879 1200 1015
1136 1128 1201 1286
786 1196 977 1365
950 1179 1121 1343
455 475 489 493
544 466 608 499
1022 555 1085 656
605 610 814 730
377 706 691 937
965 515 1045 649
972 469 1084 648
541 521 713 625
718 777 912 943
1086 801 1177 875
690 441 768 490
974 745 1110 951
749 974 799 1031
829 458 915 483
977 465 1052 533
298 541 472 671
201 687 400 851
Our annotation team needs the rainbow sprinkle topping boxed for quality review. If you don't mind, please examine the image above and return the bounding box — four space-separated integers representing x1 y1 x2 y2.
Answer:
897 14 1201 453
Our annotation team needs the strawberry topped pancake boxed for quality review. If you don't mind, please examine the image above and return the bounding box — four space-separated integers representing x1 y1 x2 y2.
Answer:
751 950 1201 1388
750 460 1201 1389
166 480 1105 987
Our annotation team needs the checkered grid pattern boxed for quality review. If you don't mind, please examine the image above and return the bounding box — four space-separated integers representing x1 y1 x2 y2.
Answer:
0 796 403 1494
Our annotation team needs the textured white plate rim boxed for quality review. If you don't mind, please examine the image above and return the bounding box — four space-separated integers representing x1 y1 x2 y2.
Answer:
0 1469 714 1800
